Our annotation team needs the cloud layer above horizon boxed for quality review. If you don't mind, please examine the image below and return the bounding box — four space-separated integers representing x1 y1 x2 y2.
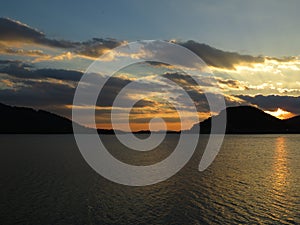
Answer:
1 18 300 130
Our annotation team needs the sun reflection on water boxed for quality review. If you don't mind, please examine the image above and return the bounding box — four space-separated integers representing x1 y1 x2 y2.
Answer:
265 136 294 222
272 136 289 192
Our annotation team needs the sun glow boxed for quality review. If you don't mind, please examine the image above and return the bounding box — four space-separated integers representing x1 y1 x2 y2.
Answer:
264 108 295 120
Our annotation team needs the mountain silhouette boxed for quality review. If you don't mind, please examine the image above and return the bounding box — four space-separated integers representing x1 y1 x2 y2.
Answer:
1 103 300 134
191 105 299 134
0 103 80 133
0 103 119 134
284 115 300 133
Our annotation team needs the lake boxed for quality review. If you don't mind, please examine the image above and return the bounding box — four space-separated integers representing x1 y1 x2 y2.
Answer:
0 134 299 224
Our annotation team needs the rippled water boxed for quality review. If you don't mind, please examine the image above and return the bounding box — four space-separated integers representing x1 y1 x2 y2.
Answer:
0 134 299 224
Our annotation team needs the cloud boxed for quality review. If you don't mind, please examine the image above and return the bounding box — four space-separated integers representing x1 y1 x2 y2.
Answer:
0 18 75 48
75 38 124 58
179 40 265 69
133 99 158 108
162 72 207 88
0 60 83 81
237 94 300 114
0 18 124 60
1 17 297 68
216 77 249 90
0 79 75 111
0 78 16 88
178 41 298 70
0 46 47 57
0 59 28 65
2 17 300 129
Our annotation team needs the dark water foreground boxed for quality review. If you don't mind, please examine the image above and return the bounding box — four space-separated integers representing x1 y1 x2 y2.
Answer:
0 134 299 224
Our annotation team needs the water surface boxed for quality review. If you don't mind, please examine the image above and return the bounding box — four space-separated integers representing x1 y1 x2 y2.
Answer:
0 134 299 224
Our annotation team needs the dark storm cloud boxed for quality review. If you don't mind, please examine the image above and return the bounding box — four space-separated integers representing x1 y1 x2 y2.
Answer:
0 79 75 108
161 72 248 93
162 72 220 91
133 99 157 108
174 89 242 113
0 59 28 65
162 72 202 88
0 74 148 119
0 18 75 48
265 56 297 62
237 95 300 114
0 61 83 81
184 90 210 112
216 77 249 90
0 18 123 57
0 59 162 111
179 40 265 69
96 76 132 107
75 38 123 58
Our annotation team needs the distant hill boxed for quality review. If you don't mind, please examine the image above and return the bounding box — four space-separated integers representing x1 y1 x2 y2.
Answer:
1 103 300 134
0 103 183 134
284 115 300 133
0 103 119 134
191 105 300 134
0 103 79 133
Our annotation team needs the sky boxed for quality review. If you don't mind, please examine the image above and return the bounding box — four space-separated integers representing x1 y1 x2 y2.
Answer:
1 0 300 131
2 0 300 56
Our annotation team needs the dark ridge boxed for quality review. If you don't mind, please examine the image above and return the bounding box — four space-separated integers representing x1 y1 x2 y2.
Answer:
284 115 300 133
1 103 300 134
0 103 83 134
191 105 299 134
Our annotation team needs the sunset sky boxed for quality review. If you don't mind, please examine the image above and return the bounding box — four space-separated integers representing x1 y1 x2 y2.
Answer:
1 0 300 131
